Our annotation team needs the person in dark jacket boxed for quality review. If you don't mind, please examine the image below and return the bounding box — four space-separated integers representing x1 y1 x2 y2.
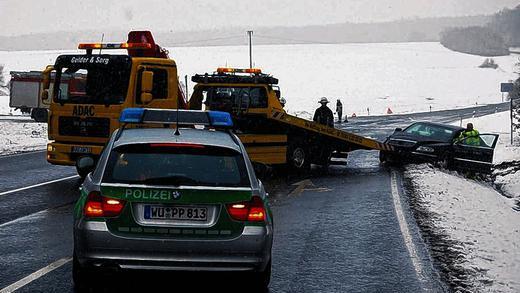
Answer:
336 99 343 123
313 97 334 127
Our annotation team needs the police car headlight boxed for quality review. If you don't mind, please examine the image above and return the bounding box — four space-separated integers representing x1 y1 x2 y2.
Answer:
416 146 434 153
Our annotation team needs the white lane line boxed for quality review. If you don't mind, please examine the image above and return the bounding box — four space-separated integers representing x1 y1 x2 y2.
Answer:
0 175 78 197
390 170 426 283
0 210 49 229
0 257 72 293
0 150 45 159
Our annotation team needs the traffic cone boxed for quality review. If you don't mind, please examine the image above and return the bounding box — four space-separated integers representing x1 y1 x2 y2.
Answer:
387 108 393 114
351 113 357 118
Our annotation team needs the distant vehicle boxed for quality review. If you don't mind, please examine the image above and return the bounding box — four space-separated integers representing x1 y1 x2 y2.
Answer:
9 71 53 122
73 109 273 291
10 70 86 122
379 122 499 173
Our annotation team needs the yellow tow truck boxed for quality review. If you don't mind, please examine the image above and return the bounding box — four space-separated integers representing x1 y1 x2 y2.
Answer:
189 68 393 171
41 31 187 176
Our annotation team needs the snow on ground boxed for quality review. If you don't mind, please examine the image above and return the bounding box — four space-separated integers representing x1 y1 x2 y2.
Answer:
0 118 47 155
405 165 520 292
454 112 520 199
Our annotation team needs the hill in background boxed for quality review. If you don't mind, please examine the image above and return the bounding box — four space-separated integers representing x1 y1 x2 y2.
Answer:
0 15 491 51
440 5 520 56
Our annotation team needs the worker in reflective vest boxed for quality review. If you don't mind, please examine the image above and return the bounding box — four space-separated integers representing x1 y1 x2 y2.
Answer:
456 123 480 145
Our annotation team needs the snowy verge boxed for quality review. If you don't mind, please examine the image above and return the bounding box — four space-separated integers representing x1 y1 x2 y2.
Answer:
454 112 520 199
0 119 47 155
404 164 520 293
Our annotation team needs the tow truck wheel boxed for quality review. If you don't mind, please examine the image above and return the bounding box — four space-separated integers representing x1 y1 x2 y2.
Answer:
288 144 311 172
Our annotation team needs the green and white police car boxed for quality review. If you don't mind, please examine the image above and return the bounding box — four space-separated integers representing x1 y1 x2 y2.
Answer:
73 108 273 290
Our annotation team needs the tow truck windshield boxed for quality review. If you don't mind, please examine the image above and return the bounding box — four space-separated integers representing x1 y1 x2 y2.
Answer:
53 54 132 105
196 86 268 112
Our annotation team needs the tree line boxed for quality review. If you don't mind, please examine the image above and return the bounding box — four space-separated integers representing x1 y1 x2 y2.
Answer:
440 5 520 56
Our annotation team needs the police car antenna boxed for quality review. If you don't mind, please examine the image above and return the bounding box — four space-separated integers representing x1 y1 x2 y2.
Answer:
174 99 180 136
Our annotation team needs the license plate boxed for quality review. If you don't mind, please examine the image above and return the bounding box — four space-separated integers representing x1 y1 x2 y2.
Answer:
144 206 207 221
71 146 92 154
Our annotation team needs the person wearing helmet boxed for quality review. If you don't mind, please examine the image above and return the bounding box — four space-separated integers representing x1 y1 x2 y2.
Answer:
279 97 286 108
313 97 334 127
456 123 480 145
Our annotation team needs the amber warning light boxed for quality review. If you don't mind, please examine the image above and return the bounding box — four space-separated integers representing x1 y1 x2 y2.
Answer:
78 43 153 50
216 67 262 74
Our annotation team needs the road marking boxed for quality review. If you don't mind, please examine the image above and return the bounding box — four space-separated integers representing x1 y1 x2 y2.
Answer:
0 257 72 293
289 179 314 196
0 150 45 159
289 180 332 197
390 170 426 283
0 175 78 197
0 210 48 229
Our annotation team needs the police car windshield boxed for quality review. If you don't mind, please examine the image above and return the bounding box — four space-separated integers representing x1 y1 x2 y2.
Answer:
102 144 250 187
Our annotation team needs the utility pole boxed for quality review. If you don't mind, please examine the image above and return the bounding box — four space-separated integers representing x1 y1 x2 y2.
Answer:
247 30 253 69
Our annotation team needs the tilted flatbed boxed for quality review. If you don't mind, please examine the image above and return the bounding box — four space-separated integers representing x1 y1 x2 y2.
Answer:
189 68 393 171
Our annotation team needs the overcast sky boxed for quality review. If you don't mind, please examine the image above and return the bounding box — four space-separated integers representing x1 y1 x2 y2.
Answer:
0 0 518 36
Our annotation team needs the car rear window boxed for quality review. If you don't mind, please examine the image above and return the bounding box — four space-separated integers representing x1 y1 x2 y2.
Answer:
102 144 250 187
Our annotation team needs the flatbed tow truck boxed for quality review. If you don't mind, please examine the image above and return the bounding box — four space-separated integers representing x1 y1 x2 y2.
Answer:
189 68 394 171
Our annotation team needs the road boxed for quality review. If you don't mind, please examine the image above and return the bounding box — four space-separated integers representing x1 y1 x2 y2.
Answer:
0 102 508 292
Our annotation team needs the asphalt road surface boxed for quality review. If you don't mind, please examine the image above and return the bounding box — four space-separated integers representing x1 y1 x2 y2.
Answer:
0 102 508 292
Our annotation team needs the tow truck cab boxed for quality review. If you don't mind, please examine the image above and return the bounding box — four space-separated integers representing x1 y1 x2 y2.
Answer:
42 31 186 174
189 68 289 167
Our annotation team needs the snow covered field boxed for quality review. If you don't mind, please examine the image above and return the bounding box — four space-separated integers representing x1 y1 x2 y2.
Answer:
0 42 518 117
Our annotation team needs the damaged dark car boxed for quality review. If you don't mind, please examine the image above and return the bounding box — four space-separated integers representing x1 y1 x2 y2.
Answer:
380 122 499 173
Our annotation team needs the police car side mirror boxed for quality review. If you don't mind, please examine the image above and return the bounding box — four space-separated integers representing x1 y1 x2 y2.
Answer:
394 127 402 132
77 156 95 175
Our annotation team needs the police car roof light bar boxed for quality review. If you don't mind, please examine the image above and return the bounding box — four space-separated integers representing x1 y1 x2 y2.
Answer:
118 108 233 128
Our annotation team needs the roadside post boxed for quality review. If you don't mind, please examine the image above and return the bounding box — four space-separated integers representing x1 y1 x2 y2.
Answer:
502 82 516 144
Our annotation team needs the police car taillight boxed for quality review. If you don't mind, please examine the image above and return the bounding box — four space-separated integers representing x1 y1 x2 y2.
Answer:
226 196 266 222
84 191 126 218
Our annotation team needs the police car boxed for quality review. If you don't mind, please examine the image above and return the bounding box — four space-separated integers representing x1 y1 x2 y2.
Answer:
73 108 273 290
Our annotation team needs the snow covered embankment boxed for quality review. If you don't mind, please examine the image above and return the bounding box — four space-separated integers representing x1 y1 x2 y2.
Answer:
0 120 47 155
405 165 520 292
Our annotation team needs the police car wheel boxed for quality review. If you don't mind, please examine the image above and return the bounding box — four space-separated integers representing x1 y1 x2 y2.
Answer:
72 253 90 291
250 260 271 290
